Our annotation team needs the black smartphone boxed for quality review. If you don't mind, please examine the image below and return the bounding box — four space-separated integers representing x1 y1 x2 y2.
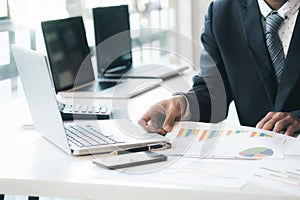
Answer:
93 151 167 169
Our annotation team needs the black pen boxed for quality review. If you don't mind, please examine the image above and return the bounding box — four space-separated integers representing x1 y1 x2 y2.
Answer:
111 142 171 155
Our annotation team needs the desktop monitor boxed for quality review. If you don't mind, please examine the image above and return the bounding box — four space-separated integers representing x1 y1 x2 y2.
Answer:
41 16 95 92
93 5 132 75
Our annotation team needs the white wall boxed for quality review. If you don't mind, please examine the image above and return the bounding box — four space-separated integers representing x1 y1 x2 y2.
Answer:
174 0 212 69
191 0 212 69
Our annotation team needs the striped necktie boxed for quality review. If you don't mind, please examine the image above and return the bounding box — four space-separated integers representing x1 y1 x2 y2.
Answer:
265 12 285 83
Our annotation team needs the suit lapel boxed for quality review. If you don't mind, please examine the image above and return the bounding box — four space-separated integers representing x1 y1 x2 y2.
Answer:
275 11 300 110
240 0 277 106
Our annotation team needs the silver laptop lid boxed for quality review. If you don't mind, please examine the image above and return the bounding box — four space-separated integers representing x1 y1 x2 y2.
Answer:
12 45 71 154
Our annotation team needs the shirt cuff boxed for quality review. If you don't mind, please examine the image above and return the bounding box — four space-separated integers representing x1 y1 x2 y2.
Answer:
173 93 191 121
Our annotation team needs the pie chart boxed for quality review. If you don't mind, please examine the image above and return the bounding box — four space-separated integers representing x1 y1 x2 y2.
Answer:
239 147 274 158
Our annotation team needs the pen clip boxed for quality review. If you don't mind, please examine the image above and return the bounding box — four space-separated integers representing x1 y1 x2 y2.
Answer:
150 142 172 151
110 142 172 156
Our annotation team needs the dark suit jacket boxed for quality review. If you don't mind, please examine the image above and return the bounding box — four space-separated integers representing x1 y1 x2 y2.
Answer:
184 0 300 127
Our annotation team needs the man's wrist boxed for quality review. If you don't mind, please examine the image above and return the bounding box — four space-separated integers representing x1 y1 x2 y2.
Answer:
172 93 191 120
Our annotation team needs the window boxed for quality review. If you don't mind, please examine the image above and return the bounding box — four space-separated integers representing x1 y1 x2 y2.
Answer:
0 0 9 19
66 0 176 65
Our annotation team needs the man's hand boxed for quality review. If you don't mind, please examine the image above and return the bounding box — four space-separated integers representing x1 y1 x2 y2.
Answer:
138 95 186 135
256 112 300 136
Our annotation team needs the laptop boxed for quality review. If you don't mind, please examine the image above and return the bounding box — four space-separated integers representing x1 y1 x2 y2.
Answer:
93 5 188 79
12 45 168 155
41 16 162 99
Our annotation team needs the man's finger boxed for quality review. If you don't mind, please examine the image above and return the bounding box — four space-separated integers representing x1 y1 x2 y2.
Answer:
138 112 151 126
256 112 275 128
272 118 290 133
262 118 277 131
284 120 300 136
138 118 161 133
157 128 168 136
138 118 148 127
285 125 297 136
144 124 161 133
138 113 158 132
140 112 151 123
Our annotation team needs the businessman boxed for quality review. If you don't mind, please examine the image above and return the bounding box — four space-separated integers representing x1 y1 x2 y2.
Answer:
139 0 300 136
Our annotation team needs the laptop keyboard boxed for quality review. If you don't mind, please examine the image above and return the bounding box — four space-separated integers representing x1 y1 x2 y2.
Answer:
65 124 125 147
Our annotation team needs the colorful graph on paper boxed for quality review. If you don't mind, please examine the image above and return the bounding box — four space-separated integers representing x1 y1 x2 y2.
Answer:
176 128 275 142
239 147 274 158
199 130 223 141
170 125 288 159
176 128 200 138
226 130 273 138
225 130 248 136
249 132 273 138
176 128 224 142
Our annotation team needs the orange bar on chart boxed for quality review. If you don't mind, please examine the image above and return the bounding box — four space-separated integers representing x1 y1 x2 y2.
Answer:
226 130 234 136
177 128 185 138
199 130 209 141
250 132 259 137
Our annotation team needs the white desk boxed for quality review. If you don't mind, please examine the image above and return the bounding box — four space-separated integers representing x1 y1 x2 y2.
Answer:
0 71 299 200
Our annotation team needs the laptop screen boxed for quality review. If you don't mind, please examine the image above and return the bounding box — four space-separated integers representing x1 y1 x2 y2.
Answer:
93 5 132 75
41 17 95 92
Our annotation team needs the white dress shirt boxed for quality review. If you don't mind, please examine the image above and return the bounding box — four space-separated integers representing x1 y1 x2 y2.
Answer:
257 0 300 56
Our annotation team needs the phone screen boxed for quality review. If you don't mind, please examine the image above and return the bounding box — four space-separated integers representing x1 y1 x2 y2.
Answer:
93 151 167 169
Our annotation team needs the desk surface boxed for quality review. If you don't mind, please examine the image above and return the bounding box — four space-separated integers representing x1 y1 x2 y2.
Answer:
0 71 299 200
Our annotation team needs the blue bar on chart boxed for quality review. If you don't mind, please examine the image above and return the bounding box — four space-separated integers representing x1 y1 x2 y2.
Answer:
226 130 249 136
176 128 200 138
250 132 273 138
199 130 223 141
